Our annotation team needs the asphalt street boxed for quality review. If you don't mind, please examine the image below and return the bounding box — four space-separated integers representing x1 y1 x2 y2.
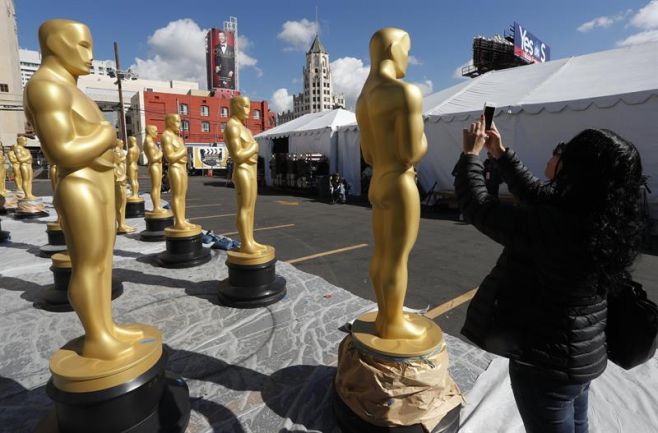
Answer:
27 169 658 342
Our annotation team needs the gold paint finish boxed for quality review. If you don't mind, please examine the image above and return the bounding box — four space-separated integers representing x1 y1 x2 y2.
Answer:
0 145 6 195
126 135 143 202
164 224 202 238
15 137 37 200
351 311 444 357
47 221 62 231
227 245 275 266
50 324 162 393
24 20 151 367
51 252 71 269
162 114 199 232
143 124 167 214
7 148 23 192
225 96 269 256
356 28 429 345
48 163 63 227
114 139 135 234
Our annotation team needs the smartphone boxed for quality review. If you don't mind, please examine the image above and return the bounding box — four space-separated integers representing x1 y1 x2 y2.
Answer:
484 103 495 130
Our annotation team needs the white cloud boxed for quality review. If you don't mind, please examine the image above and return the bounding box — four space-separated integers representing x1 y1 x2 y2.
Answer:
631 0 658 29
413 79 433 96
617 29 658 46
408 55 422 65
130 18 208 86
278 19 319 51
453 59 473 80
578 16 617 32
271 88 294 113
330 57 370 109
237 35 262 77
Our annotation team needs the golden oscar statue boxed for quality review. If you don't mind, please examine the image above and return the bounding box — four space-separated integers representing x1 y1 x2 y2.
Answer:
141 124 173 241
24 19 188 431
217 96 286 308
114 139 136 234
0 144 6 196
125 135 145 218
156 113 210 267
7 146 24 201
334 29 462 433
14 136 48 218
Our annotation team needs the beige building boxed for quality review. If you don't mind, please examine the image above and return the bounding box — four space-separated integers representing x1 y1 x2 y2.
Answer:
0 0 25 148
20 48 116 89
279 35 345 124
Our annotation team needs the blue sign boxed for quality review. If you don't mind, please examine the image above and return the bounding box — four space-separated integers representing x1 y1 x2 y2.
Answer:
513 22 550 63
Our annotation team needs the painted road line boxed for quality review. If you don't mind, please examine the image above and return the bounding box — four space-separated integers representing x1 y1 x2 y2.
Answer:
189 213 236 221
286 243 369 265
221 223 296 236
274 200 300 206
424 287 479 319
187 203 225 209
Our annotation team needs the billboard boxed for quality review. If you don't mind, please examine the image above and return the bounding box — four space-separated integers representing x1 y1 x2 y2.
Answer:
207 28 237 90
513 22 550 64
191 145 228 170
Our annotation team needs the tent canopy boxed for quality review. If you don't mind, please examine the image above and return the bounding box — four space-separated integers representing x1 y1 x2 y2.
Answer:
256 109 355 139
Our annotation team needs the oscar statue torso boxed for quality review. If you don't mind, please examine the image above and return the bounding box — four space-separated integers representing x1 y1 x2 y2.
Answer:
7 149 22 192
127 137 140 199
0 149 6 195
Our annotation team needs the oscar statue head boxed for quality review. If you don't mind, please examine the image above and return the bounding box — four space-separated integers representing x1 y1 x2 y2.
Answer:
230 96 250 121
369 28 411 79
39 19 94 78
17 136 27 146
128 136 137 147
165 114 181 134
115 139 124 150
146 125 158 138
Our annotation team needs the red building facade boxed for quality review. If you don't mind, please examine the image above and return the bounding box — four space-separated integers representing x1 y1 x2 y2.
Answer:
140 90 275 144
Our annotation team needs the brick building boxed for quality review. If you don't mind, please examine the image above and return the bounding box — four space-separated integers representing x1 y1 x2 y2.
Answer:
130 89 275 145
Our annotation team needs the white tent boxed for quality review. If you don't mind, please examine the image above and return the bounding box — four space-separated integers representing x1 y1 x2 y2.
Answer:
255 109 356 186
420 41 658 223
335 122 362 195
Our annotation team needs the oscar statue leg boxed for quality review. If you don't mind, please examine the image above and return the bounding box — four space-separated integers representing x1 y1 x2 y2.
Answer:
57 172 130 360
369 206 387 321
248 165 267 251
150 164 162 211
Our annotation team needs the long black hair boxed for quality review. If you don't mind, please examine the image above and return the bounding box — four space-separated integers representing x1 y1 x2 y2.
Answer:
552 129 646 282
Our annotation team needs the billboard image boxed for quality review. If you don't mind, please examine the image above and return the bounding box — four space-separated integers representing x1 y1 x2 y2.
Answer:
513 22 550 64
207 28 236 90
191 145 228 170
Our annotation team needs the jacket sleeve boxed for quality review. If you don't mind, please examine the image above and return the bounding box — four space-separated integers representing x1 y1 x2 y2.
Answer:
453 153 566 251
496 149 555 204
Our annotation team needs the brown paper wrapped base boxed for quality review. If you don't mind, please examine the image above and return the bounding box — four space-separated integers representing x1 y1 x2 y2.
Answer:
14 198 48 219
334 334 463 433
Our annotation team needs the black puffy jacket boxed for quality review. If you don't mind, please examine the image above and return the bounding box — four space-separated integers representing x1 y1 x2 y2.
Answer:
453 150 607 384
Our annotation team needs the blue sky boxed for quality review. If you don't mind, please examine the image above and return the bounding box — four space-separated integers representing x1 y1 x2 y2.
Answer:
14 0 658 112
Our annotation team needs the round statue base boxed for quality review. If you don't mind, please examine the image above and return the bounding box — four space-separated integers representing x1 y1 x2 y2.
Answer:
40 225 67 257
35 354 190 433
15 198 48 219
218 252 287 308
140 214 174 242
333 389 461 433
36 253 124 312
14 209 49 219
155 233 211 268
125 199 145 218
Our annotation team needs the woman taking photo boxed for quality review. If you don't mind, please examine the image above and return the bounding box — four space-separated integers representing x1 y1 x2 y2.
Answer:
453 118 646 433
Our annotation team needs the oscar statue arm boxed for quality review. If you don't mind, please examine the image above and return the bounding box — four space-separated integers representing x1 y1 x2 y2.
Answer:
356 99 373 166
25 80 115 169
395 84 427 166
161 133 186 164
16 148 31 164
225 123 257 164
144 138 162 164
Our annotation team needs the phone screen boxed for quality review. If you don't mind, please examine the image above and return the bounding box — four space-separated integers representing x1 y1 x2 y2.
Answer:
484 105 495 130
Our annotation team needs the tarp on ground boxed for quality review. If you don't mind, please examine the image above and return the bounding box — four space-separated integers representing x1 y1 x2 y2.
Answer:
255 109 356 186
419 41 658 222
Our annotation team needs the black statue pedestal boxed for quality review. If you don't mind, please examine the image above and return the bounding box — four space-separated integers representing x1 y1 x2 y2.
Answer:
35 354 190 433
140 211 174 242
0 219 9 242
36 253 123 312
125 197 145 218
218 246 287 308
40 222 68 257
155 227 211 268
333 390 461 433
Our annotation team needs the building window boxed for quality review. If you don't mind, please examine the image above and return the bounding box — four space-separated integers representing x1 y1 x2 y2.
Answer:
201 105 209 116
0 84 8 92
179 103 188 115
201 121 210 132
221 106 228 117
253 110 261 120
181 120 189 131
